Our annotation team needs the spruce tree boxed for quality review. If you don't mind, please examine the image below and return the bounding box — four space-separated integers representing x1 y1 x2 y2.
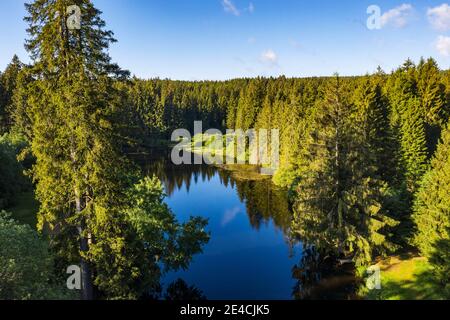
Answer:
0 55 23 134
352 77 397 185
24 0 130 300
23 0 209 300
417 58 447 127
398 98 429 193
387 61 430 193
413 125 450 294
292 76 397 268
0 76 4 133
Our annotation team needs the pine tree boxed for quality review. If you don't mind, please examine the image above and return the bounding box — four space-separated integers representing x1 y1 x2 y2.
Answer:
352 76 397 185
399 98 429 193
387 61 430 191
23 0 209 300
24 0 130 300
0 76 4 133
416 58 448 159
413 125 450 294
292 76 397 268
235 79 265 130
0 55 23 134
417 58 447 127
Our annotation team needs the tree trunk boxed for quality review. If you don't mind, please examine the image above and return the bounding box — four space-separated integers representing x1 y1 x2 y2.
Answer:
75 191 94 300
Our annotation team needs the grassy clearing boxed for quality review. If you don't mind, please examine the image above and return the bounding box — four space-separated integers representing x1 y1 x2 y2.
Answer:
365 253 447 300
216 164 271 181
185 133 278 179
9 191 39 229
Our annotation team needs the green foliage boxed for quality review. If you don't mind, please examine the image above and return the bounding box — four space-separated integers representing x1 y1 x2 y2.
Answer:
413 125 450 293
0 55 23 134
363 255 448 300
3 0 450 299
398 98 429 193
87 176 209 299
19 0 210 301
0 132 30 210
352 76 397 185
0 212 73 300
292 76 398 268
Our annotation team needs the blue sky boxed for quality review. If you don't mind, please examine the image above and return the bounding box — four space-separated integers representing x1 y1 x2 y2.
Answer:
2 0 450 80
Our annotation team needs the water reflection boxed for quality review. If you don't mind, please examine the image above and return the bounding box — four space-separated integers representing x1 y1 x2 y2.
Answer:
292 247 357 300
135 150 356 300
139 150 292 235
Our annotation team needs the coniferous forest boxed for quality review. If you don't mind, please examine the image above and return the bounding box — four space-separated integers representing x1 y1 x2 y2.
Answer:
0 0 449 302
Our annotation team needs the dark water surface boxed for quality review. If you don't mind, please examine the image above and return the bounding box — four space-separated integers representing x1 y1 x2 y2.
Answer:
140 151 356 300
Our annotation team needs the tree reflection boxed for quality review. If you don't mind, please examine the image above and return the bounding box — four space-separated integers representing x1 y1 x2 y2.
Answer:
137 150 293 234
291 246 357 300
165 279 207 301
135 150 359 300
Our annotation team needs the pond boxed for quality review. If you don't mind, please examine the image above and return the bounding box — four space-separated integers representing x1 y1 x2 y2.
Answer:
139 150 357 300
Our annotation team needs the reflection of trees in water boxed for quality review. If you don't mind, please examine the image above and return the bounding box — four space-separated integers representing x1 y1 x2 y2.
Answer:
137 151 293 234
136 151 358 300
292 247 358 300
137 151 217 196
164 279 207 301
290 197 361 299
231 178 292 234
141 278 207 301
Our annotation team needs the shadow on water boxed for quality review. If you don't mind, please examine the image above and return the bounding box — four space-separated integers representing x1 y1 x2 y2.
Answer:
134 149 357 300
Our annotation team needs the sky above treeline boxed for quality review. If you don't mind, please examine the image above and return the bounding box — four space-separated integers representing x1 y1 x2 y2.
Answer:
2 0 450 80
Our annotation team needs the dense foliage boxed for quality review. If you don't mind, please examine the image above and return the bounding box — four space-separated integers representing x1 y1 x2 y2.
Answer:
1 0 449 300
0 212 72 300
115 59 450 282
413 125 450 296
0 0 209 300
0 132 31 210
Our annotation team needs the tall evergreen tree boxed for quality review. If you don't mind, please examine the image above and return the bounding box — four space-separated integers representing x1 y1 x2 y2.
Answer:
0 55 23 134
292 76 397 268
413 124 450 295
387 61 430 193
235 79 265 130
352 77 397 185
398 98 429 193
23 0 209 300
24 0 130 299
417 58 447 127
0 75 4 133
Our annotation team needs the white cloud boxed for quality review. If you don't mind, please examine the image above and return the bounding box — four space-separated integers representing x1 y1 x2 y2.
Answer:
261 49 278 65
436 35 450 56
428 4 450 31
222 207 241 226
248 2 255 14
380 4 413 28
222 0 240 16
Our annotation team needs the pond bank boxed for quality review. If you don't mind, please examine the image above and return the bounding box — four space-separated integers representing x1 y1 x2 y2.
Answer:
365 253 447 300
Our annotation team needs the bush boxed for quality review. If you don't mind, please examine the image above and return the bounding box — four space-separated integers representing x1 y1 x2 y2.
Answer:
0 212 74 300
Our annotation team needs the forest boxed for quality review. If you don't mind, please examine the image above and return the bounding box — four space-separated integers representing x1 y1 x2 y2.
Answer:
0 0 449 300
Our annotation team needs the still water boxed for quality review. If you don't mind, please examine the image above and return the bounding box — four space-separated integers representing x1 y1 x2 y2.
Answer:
141 152 356 300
